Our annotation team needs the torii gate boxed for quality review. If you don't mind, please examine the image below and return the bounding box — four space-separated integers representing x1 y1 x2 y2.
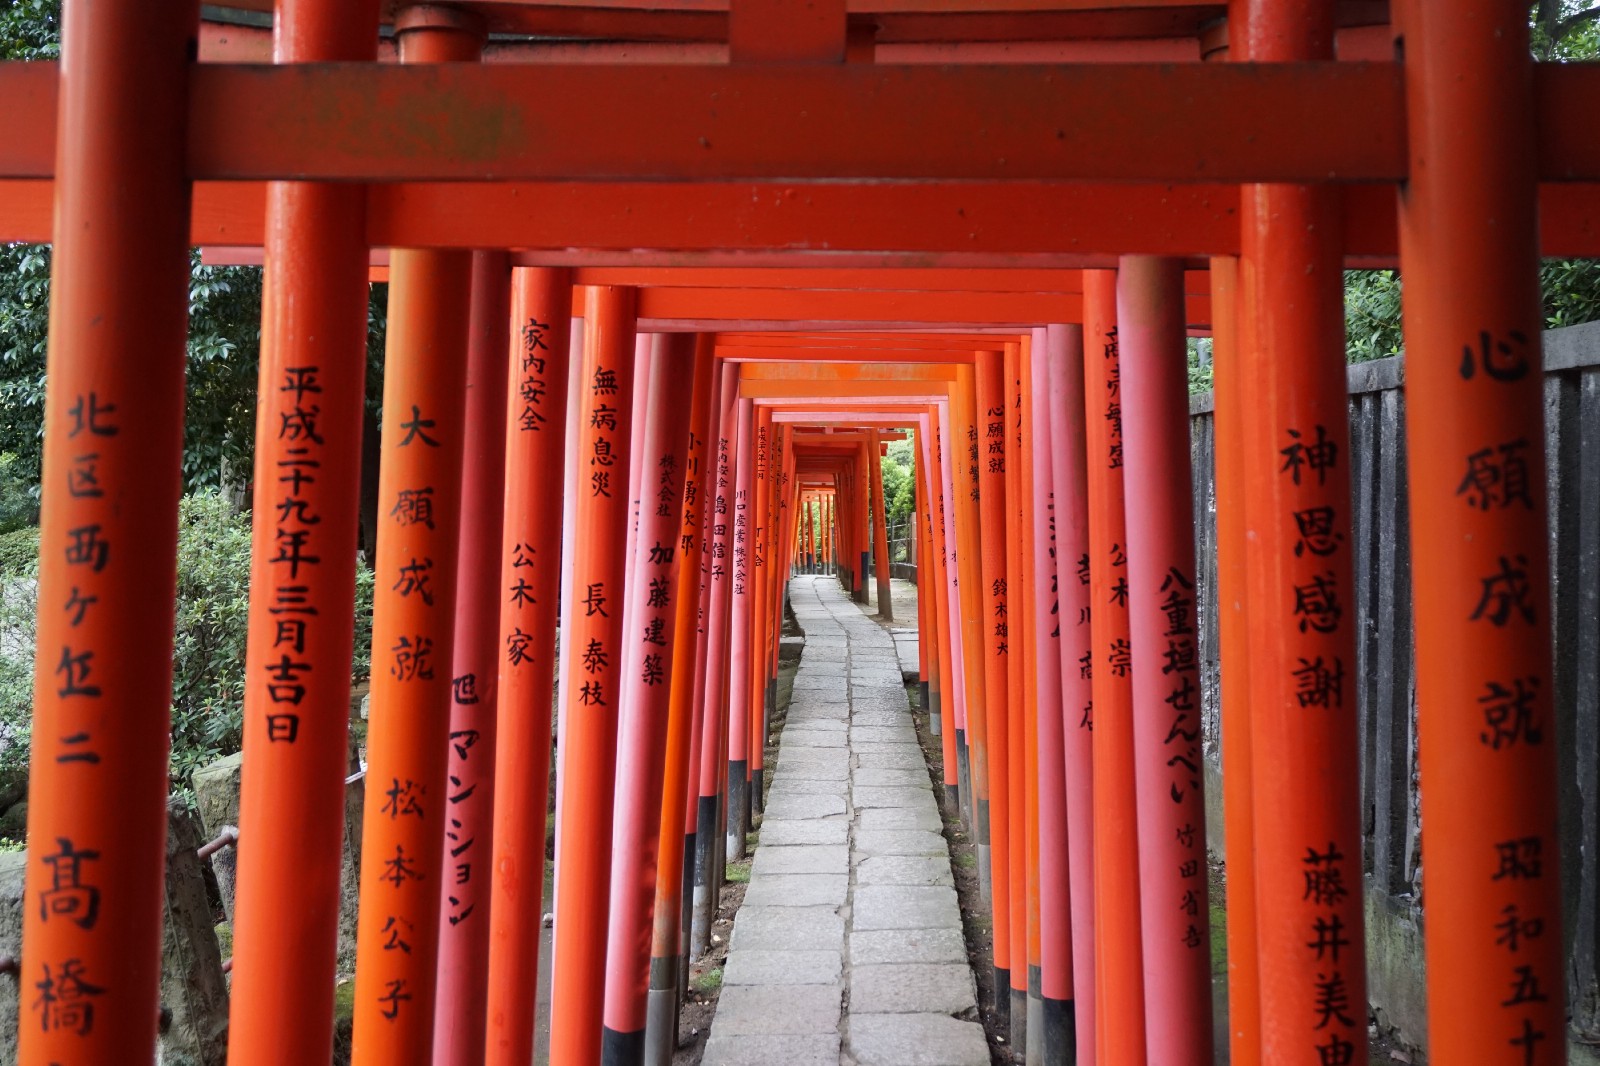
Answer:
0 2 1583 1066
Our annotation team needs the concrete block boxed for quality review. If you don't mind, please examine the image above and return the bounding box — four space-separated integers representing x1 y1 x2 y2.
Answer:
787 705 851 721
851 694 914 715
759 819 850 846
849 712 912 729
849 928 968 966
763 794 849 823
742 873 850 909
751 844 849 877
856 855 954 887
723 948 843 986
769 762 848 784
853 787 940 811
852 727 919 746
780 729 848 748
851 768 932 790
853 829 949 856
852 886 963 931
732 906 846 952
710 982 842 1035
783 718 848 733
847 1013 990 1065
767 777 851 796
702 1032 841 1065
856 807 944 833
854 750 930 771
850 964 977 1015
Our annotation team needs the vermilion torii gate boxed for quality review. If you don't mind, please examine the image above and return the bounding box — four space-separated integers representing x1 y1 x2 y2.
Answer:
0 1 1585 1065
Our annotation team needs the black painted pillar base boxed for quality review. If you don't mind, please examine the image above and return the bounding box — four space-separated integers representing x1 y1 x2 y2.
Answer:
601 1026 645 1066
1027 966 1044 1063
975 797 992 906
726 760 749 859
690 795 717 955
1042 994 1077 1064
678 831 696 991
956 730 973 831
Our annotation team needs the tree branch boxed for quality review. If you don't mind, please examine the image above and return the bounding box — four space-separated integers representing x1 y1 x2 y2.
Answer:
1557 3 1600 35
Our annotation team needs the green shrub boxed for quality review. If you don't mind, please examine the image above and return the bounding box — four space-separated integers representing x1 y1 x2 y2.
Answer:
0 525 37 577
167 494 255 786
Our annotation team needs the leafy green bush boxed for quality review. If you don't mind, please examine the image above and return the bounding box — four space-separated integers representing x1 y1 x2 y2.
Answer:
1344 269 1406 364
0 563 36 778
167 494 254 785
0 526 39 576
1188 337 1215 394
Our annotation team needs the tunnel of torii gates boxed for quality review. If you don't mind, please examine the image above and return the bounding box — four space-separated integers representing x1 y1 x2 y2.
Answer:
0 0 1594 1064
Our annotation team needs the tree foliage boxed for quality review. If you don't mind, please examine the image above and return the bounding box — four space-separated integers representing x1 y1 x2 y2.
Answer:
0 0 389 500
1532 0 1600 59
882 437 916 523
0 0 59 60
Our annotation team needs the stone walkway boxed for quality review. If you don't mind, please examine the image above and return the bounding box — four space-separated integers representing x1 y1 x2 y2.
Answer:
702 575 988 1066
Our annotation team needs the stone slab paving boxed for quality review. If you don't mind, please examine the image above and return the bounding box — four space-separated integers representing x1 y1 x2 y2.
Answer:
703 576 986 1066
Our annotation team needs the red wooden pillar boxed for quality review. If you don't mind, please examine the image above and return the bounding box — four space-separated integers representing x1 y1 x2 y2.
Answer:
923 413 960 788
677 349 717 997
549 285 640 1064
1212 22 1263 1066
807 497 817 573
725 398 756 859
857 446 873 605
1047 323 1096 1064
429 250 510 1061
974 349 1014 1025
870 429 895 621
1029 332 1070 1063
1209 250 1262 1066
603 335 699 1062
226 0 378 1061
953 364 992 894
750 408 775 810
1035 326 1079 1063
1234 5 1369 1063
692 366 741 954
825 492 835 575
1118 256 1213 1065
941 394 975 827
1083 268 1147 1066
18 1 197 1061
347 20 481 1064
645 336 716 1062
1004 342 1031 1043
1396 3 1566 1062
927 413 954 758
483 269 574 1066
